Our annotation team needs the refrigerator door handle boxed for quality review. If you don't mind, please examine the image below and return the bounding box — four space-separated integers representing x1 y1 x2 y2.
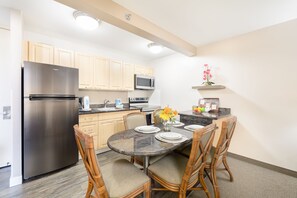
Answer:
29 94 76 100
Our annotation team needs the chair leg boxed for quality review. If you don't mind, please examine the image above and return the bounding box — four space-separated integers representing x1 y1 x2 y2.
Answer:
200 171 211 198
211 166 220 198
86 179 94 198
222 157 234 182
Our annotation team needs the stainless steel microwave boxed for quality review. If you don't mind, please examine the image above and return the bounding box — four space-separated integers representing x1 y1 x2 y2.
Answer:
135 74 155 90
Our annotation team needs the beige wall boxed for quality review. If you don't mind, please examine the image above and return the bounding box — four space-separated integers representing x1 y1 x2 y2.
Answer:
150 19 297 171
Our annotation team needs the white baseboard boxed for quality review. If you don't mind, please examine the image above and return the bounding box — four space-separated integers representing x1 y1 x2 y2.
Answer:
9 175 22 187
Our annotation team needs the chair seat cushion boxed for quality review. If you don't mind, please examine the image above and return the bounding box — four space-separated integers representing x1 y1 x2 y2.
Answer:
101 159 150 197
148 153 188 185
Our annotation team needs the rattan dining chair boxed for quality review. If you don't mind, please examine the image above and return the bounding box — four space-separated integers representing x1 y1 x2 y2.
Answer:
204 116 237 198
123 112 165 166
152 108 163 125
148 123 216 198
73 124 151 198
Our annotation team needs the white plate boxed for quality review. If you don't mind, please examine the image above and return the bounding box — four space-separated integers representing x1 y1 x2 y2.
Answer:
136 126 157 132
155 133 188 144
159 132 182 140
134 126 160 133
172 121 185 127
184 125 204 131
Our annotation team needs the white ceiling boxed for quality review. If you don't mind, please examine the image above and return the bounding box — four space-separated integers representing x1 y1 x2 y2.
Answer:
0 0 175 61
113 0 297 46
1 0 297 61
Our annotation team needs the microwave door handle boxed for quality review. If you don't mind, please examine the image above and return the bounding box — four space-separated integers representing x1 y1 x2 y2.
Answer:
151 79 155 88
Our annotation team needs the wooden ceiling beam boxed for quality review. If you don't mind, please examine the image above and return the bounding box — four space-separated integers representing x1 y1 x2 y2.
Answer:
55 0 196 56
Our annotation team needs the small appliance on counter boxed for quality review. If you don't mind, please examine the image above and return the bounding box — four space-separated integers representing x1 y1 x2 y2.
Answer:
115 98 123 109
81 96 91 111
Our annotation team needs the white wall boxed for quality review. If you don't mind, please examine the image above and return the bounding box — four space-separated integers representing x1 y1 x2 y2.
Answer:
0 28 12 168
150 19 297 172
9 9 23 186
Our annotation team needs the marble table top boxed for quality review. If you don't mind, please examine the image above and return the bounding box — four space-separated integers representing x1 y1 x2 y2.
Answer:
107 125 193 157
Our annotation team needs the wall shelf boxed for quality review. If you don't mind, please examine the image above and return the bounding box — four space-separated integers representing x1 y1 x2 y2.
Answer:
192 85 226 90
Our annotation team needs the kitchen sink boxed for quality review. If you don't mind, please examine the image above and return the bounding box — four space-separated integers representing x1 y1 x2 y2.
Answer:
93 107 117 112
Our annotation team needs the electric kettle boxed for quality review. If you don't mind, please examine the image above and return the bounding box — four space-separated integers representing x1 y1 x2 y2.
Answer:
82 96 90 111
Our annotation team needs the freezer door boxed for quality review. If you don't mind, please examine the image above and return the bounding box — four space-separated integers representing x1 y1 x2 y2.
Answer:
23 61 78 96
23 98 78 179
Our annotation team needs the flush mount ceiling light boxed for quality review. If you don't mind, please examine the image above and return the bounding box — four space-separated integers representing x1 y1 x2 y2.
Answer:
73 11 100 31
147 43 163 54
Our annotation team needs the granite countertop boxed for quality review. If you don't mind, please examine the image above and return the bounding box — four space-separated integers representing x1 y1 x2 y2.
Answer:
179 108 231 120
79 103 141 115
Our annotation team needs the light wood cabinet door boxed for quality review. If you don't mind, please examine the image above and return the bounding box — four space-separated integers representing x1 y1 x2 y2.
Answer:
134 65 154 76
123 63 134 91
54 48 74 67
93 56 110 89
22 41 29 62
79 121 99 150
75 52 93 89
98 120 115 149
28 42 54 64
109 59 123 90
115 119 125 133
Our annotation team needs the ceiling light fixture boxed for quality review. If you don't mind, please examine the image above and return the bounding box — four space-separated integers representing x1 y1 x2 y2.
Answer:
73 11 100 31
147 43 163 54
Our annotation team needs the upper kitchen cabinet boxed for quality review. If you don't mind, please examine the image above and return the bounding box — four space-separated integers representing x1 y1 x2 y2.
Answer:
28 41 54 64
22 41 29 62
134 65 154 76
75 52 93 89
93 56 110 89
54 48 74 67
122 63 135 91
109 59 123 90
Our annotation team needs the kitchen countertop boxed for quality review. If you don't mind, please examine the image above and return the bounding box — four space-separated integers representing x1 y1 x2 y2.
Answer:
79 105 141 115
179 108 231 120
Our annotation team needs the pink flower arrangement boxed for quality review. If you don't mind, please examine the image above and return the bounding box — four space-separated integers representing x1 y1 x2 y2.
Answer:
202 64 215 85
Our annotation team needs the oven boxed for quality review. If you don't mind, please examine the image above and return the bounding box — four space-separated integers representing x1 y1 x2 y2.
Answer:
129 97 160 125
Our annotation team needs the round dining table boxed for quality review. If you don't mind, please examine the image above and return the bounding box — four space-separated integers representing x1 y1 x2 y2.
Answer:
107 125 193 174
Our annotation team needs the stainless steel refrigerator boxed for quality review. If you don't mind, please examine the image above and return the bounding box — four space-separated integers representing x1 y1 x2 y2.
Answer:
22 61 79 180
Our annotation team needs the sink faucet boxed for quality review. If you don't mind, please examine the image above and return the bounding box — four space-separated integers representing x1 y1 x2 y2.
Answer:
104 99 110 108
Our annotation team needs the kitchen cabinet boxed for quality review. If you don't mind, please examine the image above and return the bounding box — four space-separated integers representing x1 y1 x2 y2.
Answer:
79 114 100 150
93 56 110 89
122 63 135 91
134 65 154 76
75 52 93 89
28 41 54 64
98 120 114 148
22 41 28 62
79 109 140 150
54 48 74 67
109 59 123 90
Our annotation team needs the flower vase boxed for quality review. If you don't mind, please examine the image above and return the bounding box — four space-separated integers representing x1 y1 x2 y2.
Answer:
163 121 171 132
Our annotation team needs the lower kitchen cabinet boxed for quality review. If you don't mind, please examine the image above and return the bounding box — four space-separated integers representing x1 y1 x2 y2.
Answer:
79 109 140 150
98 119 115 149
78 120 99 150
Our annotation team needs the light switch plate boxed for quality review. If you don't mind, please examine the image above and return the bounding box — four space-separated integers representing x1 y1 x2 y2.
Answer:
3 106 11 120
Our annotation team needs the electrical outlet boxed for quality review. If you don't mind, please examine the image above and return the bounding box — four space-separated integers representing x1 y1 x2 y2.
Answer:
3 106 11 120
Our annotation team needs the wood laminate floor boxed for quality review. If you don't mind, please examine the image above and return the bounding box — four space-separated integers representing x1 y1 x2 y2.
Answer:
0 151 296 198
